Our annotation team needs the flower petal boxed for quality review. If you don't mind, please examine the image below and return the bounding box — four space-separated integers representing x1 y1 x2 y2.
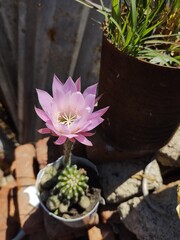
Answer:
46 120 60 136
89 106 109 120
54 136 67 145
62 133 78 138
54 93 72 117
75 134 92 146
84 94 96 113
69 92 85 113
81 132 95 137
38 128 51 134
85 117 104 131
52 74 63 99
34 107 49 122
36 89 53 115
75 77 81 92
63 77 77 93
69 110 90 133
83 83 97 98
95 93 103 104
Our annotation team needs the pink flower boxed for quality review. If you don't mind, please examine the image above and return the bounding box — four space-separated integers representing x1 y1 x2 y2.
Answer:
35 75 109 146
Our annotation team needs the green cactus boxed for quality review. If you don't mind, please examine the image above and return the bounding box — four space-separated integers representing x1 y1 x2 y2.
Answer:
54 164 89 203
40 165 58 189
79 195 90 210
39 139 92 216
46 195 61 211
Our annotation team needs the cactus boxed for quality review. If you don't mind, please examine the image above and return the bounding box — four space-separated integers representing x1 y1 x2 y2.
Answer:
54 164 89 203
40 165 57 189
46 195 61 211
39 139 91 216
79 195 90 209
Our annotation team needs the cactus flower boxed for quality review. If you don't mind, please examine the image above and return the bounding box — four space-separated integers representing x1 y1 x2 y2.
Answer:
35 75 109 146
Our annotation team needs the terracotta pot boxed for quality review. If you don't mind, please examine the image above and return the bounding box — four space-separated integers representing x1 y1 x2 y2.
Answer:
98 35 180 157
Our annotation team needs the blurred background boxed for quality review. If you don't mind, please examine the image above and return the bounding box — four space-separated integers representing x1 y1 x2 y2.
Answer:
0 0 109 144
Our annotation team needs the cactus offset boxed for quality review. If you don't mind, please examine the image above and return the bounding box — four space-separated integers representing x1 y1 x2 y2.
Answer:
55 164 89 203
40 165 58 189
46 195 61 211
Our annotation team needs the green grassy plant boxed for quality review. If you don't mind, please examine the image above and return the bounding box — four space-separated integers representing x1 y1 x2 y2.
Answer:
76 0 180 67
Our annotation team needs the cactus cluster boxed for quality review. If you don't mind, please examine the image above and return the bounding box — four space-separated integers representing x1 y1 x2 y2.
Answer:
54 164 89 203
40 165 58 189
39 139 92 217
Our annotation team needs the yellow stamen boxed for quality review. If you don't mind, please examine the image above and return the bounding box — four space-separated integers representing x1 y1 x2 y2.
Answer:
58 112 77 127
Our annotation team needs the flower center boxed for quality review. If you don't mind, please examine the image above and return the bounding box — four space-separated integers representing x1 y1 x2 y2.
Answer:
58 112 77 127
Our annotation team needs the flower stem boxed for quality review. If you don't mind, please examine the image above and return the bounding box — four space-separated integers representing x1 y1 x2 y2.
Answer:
63 139 74 167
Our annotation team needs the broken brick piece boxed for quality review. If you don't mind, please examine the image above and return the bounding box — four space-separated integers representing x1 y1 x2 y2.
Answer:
88 224 116 240
15 144 36 186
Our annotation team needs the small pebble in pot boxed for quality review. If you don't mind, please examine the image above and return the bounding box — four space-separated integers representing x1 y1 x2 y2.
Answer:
79 195 90 210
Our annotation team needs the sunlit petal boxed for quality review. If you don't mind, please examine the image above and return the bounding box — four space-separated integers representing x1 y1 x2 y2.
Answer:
83 83 97 98
54 136 67 145
34 107 49 122
38 128 51 134
89 106 109 120
75 77 81 92
52 74 63 99
36 89 53 115
75 134 92 146
63 77 77 93
84 94 96 113
85 117 104 131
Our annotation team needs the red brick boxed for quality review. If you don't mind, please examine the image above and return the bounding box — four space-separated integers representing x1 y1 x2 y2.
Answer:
36 137 64 166
88 213 99 226
35 137 49 169
15 144 36 186
0 187 20 240
1 174 17 188
0 168 3 184
101 210 120 224
88 224 116 240
17 187 36 226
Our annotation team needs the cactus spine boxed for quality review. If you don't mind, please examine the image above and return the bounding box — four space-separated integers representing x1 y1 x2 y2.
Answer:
56 164 89 202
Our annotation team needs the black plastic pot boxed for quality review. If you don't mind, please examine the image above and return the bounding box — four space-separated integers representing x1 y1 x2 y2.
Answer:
98 35 180 157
